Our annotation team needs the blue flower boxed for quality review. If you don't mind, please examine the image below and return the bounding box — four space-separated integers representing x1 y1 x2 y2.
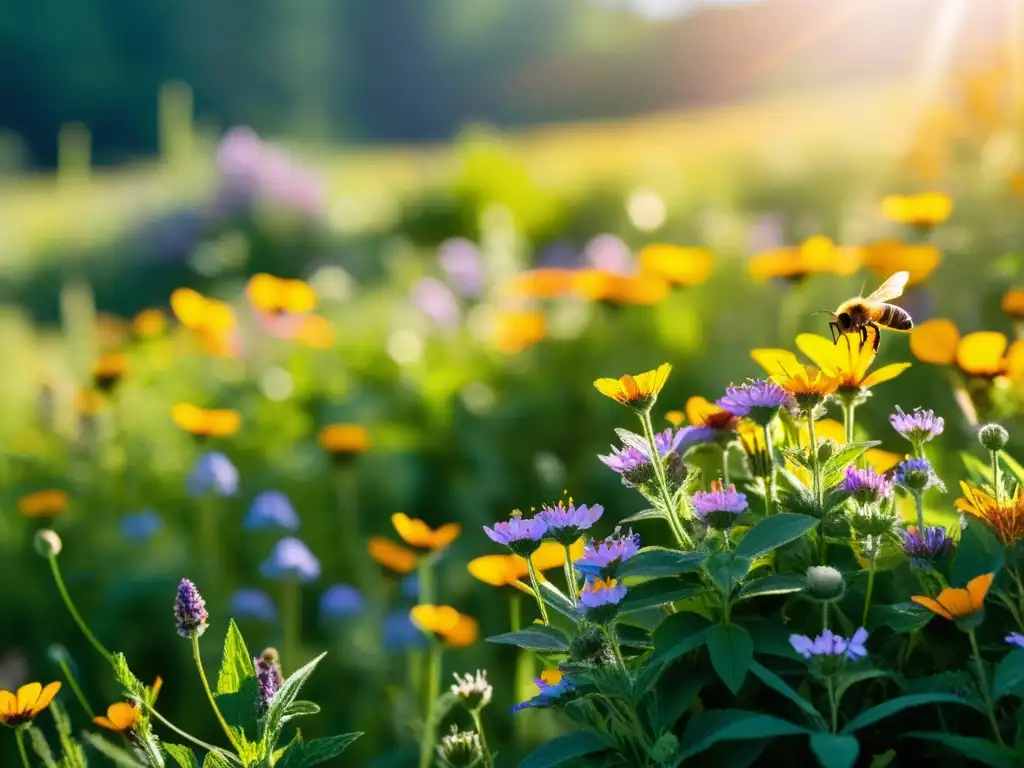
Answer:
229 588 277 622
187 452 239 498
1006 632 1024 649
537 500 603 545
400 574 420 601
245 491 300 532
574 527 641 578
839 466 893 505
383 609 428 651
320 584 366 620
900 526 953 568
512 671 574 713
120 510 163 542
893 458 945 495
790 628 868 661
260 537 321 583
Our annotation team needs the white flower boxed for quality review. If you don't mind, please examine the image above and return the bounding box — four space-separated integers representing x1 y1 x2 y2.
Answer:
450 670 493 710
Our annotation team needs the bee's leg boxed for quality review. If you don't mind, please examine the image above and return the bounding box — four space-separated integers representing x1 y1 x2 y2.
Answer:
829 322 839 344
869 323 881 352
857 326 866 349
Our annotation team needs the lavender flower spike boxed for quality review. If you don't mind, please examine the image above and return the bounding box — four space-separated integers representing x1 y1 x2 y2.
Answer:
890 406 944 445
483 511 548 557
255 649 284 706
717 380 794 426
839 465 894 506
574 527 641 578
174 578 209 638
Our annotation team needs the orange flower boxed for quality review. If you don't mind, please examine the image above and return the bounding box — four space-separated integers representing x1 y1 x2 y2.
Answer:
318 424 369 457
912 573 993 621
410 605 479 647
594 363 671 410
296 316 335 349
664 410 685 428
172 403 241 438
391 513 460 551
92 352 128 392
863 241 942 286
170 288 236 333
368 537 418 574
468 539 583 594
539 668 562 686
133 308 167 339
0 682 61 726
94 702 140 733
493 310 546 354
880 192 953 227
18 490 70 518
572 270 669 306
956 482 1024 546
246 274 317 315
1002 288 1024 321
910 319 1019 378
749 236 862 281
637 244 714 286
505 269 575 300
685 396 739 433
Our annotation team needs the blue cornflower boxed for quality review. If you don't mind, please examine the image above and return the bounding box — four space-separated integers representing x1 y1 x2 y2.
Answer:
400 574 420 601
537 500 603 545
717 380 794 426
187 452 239 498
120 510 163 542
320 584 366 620
574 527 641 579
900 526 953 569
890 406 944 445
383 609 428 651
893 458 945 494
245 490 300 532
790 628 868 661
512 670 574 713
230 588 277 622
260 537 321 582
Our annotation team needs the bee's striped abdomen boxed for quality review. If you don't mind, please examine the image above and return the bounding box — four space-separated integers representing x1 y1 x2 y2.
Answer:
879 303 913 331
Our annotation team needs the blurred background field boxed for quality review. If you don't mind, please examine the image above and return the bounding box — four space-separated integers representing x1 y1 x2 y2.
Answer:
3 0 1024 764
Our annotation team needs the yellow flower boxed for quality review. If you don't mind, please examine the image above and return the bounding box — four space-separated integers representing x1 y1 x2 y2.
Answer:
494 310 546 354
468 539 583 594
1002 288 1024 321
296 316 335 350
18 490 70 518
410 605 479 647
171 403 241 438
318 424 369 457
863 241 942 286
880 192 953 227
246 274 317 315
572 270 669 306
539 668 562 686
368 537 419 574
956 483 1024 546
133 308 167 339
170 289 236 333
749 236 862 281
794 333 910 392
685 396 739 433
505 269 575 300
637 244 714 286
594 363 671 410
751 350 839 403
92 352 128 392
391 513 461 551
0 682 61 726
911 572 993 621
910 319 1018 378
664 410 685 428
93 702 140 733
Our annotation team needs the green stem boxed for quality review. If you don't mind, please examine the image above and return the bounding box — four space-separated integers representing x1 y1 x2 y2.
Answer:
335 466 363 577
149 707 237 761
470 709 494 768
526 559 550 625
58 658 95 719
15 728 30 768
199 495 219 585
914 491 925 534
48 555 113 663
822 601 829 633
562 545 579 606
418 556 435 604
418 640 443 768
721 445 731 486
862 558 876 627
991 450 1002 507
843 399 857 445
826 677 838 733
968 629 1005 746
639 411 691 548
282 577 301 674
763 423 776 517
191 634 242 753
808 411 827 564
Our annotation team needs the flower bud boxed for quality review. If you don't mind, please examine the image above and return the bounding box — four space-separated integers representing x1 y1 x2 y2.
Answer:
34 529 63 558
650 733 680 764
570 626 613 665
979 423 1009 452
806 565 844 599
436 726 483 768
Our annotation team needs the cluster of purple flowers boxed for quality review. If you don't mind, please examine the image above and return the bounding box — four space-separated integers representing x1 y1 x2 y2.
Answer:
890 406 944 445
484 502 604 555
599 428 687 485
790 628 868 661
574 527 641 578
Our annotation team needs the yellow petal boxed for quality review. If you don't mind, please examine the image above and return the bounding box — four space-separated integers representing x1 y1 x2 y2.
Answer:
966 572 995 610
93 717 117 731
638 245 714 286
864 243 941 286
430 523 462 550
0 691 16 717
685 396 719 426
16 683 41 714
749 248 804 280
280 280 317 314
866 449 903 473
1002 288 1024 318
935 588 975 619
106 702 138 731
910 595 952 620
664 410 685 428
859 362 912 389
170 288 208 330
795 333 842 374
594 378 627 402
750 348 803 379
910 319 960 365
368 537 418 574
445 614 479 647
815 419 847 444
247 274 284 312
957 331 1008 376
30 682 60 716
468 555 518 587
1007 340 1024 381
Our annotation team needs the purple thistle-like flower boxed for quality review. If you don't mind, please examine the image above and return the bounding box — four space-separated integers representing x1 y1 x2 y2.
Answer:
537 501 603 543
483 513 548 556
174 579 209 638
893 458 945 494
574 527 641 578
511 675 574 714
598 428 684 477
1006 632 1024 649
692 481 748 530
900 526 953 568
790 628 868 661
890 406 944 445
717 380 794 425
839 465 894 505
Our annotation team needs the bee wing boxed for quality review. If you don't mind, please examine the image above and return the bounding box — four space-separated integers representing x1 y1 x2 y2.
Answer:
865 271 909 304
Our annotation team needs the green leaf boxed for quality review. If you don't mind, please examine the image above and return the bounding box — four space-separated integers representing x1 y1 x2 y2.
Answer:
276 733 363 768
111 652 145 698
215 676 261 742
260 652 327 759
748 662 824 727
737 574 805 601
619 508 666 524
203 753 235 768
82 733 147 767
27 725 57 768
904 732 1016 768
282 700 321 720
1000 450 1024 489
706 623 753 694
809 734 859 768
961 451 996 486
833 669 892 705
616 547 706 578
734 514 818 560
705 551 752 596
487 625 570 652
163 744 199 768
216 620 255 695
618 579 700 613
876 602 934 633
515 731 609 768
538 582 578 621
651 612 712 666
841 693 980 734
678 709 808 760
994 648 1024 699
652 669 712 730
952 520 1004 586
821 442 880 488
615 623 652 650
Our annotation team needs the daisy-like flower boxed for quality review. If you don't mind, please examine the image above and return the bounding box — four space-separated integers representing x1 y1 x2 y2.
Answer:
794 333 911 395
410 605 479 647
890 406 944 446
467 540 584 594
1006 632 1024 649
537 499 603 545
578 577 627 622
956 483 1024 546
880 191 953 228
0 682 62 727
685 396 741 440
912 572 994 625
790 628 868 662
910 319 1022 381
893 458 945 494
593 363 672 412
750 350 840 411
839 466 894 506
717 379 794 426
511 669 574 713
483 511 548 557
318 424 369 463
172 404 242 438
691 481 748 531
900 526 954 569
450 670 493 711
392 513 461 552
598 428 683 486
574 527 641 578
93 701 140 733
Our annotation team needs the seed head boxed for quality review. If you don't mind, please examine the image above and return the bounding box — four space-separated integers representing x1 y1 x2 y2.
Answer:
979 423 1009 452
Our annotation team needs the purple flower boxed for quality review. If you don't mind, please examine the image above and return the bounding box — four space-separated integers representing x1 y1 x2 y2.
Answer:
578 578 627 611
537 501 603 544
890 406 944 445
230 588 277 622
717 380 794 425
383 610 428 652
511 674 575 714
692 481 748 530
483 512 548 556
120 510 163 542
598 428 684 485
839 465 893 505
255 653 283 706
320 584 366 620
174 579 209 638
893 458 945 494
574 527 641 578
438 238 483 297
1006 633 1024 649
900 526 953 568
245 491 300 532
410 277 461 329
187 452 239 498
790 628 868 661
583 234 633 275
260 537 321 583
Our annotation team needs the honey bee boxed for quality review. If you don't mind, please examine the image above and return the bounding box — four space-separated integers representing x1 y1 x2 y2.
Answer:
822 271 913 351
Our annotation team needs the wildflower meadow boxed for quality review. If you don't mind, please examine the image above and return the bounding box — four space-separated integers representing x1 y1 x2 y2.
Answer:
5 6 1024 767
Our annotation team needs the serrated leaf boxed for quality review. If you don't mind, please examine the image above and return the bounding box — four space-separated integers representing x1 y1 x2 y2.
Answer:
821 442 880 488
616 547 706 579
841 693 980 734
706 623 753 694
282 700 321 720
735 513 818 560
216 620 255 695
1000 451 1024 489
260 653 327 759
203 753 235 768
704 551 752 596
488 626 570 652
904 732 1016 768
112 653 145 698
82 733 147 767
619 508 665 524
737 574 805 600
748 662 824 727
809 734 859 768
516 731 609 768
163 744 199 768
615 428 653 456
618 579 700 613
276 733 363 768
678 709 808 760
994 648 1024 699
